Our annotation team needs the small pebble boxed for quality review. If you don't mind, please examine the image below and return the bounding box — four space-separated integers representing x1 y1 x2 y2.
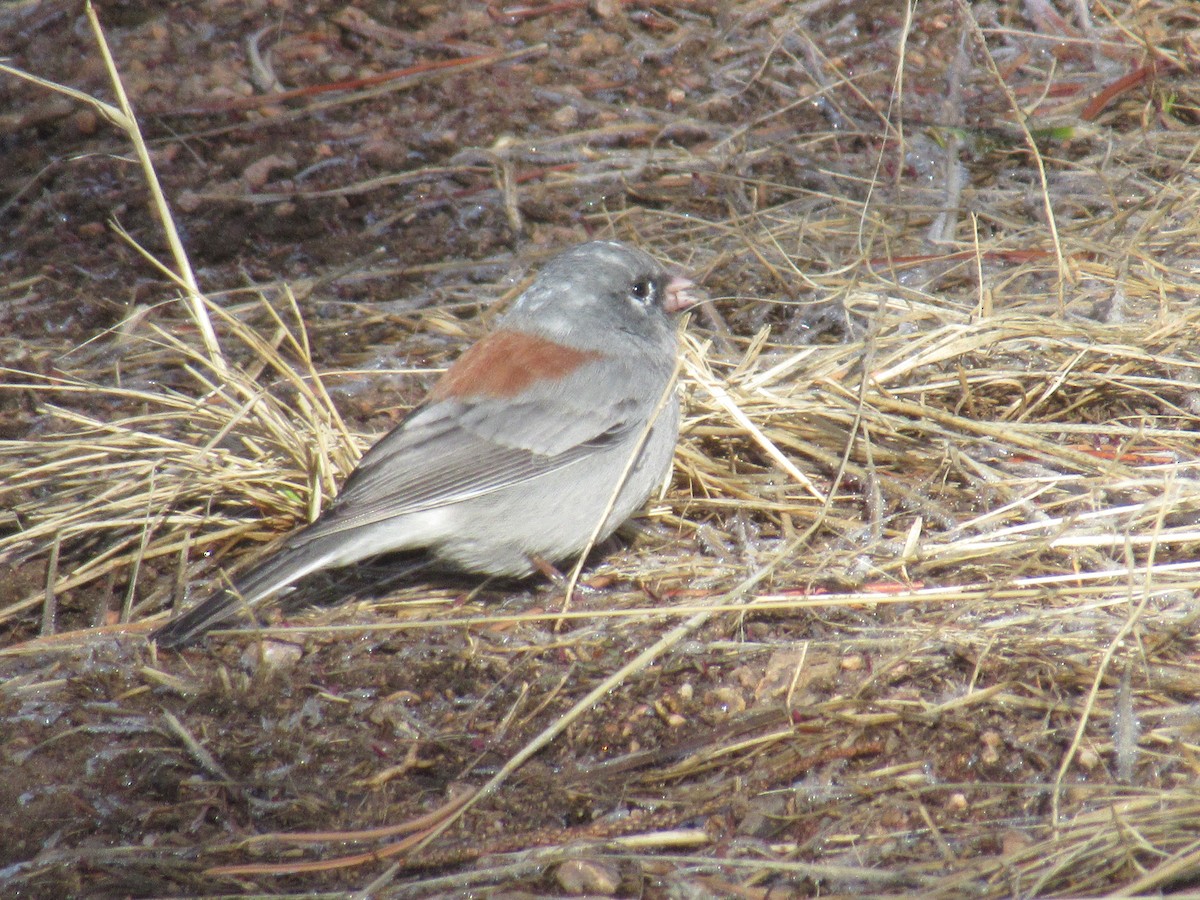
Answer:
556 858 621 895
552 104 579 128
239 640 303 672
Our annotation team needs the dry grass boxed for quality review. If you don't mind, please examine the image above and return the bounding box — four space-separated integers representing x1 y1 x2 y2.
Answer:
3 0 1200 895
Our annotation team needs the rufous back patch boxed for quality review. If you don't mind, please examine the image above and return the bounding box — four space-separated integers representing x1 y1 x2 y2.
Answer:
428 330 603 401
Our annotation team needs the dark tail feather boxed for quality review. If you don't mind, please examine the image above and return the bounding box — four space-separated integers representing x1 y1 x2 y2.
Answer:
150 544 436 648
150 543 330 648
149 586 247 648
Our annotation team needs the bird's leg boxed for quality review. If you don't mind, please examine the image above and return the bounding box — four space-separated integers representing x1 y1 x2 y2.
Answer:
529 555 609 605
529 554 566 585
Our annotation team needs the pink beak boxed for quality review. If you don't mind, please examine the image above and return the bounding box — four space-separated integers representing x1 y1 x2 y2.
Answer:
664 276 699 313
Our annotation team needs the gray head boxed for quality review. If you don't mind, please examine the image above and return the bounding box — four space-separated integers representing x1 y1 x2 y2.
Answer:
501 241 696 353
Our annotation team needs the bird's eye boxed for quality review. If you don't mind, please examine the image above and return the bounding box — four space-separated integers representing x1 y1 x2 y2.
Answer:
629 279 655 304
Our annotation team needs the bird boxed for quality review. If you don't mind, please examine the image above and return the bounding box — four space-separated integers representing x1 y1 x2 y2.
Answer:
151 240 698 647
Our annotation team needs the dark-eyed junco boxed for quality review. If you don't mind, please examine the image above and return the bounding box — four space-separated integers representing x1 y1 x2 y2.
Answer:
152 241 697 647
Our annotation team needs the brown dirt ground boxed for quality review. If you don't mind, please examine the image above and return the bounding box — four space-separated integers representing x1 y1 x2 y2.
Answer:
4 0 1200 897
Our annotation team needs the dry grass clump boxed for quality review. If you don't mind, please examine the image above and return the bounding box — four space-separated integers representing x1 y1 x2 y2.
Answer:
0 296 361 634
3 0 1200 896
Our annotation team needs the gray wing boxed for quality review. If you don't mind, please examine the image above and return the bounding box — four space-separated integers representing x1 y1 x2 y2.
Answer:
298 353 660 541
